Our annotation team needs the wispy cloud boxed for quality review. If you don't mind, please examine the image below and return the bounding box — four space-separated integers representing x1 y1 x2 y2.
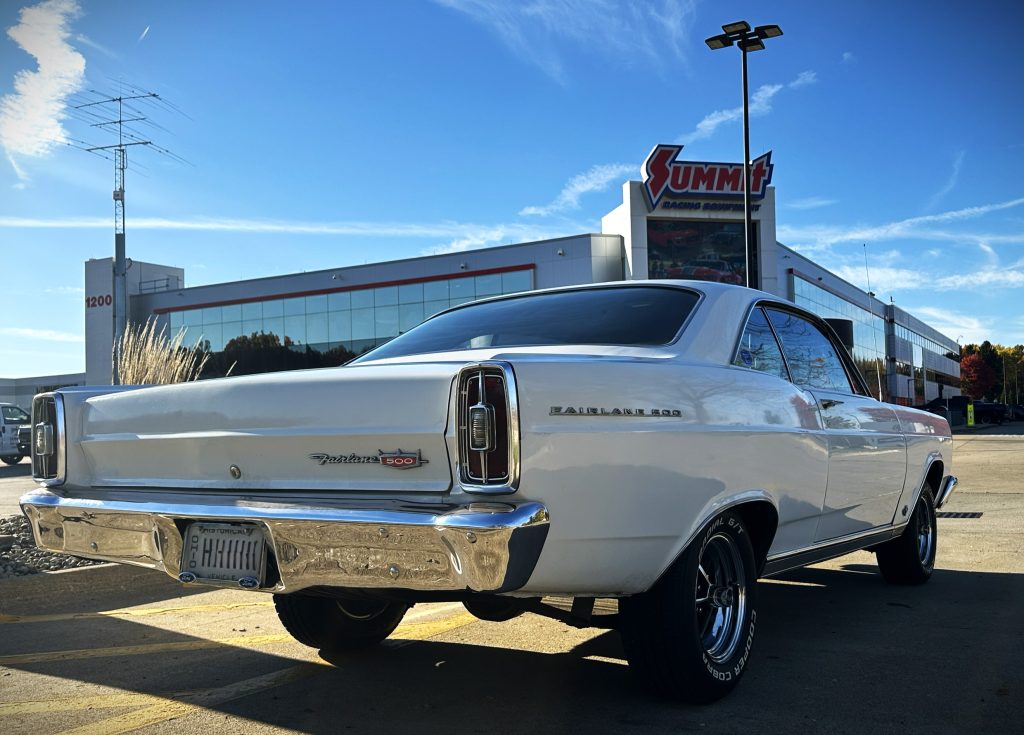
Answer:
74 32 118 59
678 70 814 145
925 150 965 211
433 0 696 83
0 326 83 342
786 196 837 210
138 25 149 42
520 163 634 216
789 70 817 88
43 285 83 295
0 0 86 182
907 307 987 345
0 213 581 255
778 196 1024 251
842 51 856 64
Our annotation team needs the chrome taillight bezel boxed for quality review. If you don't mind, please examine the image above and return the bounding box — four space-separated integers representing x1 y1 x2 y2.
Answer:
457 362 520 494
31 392 66 486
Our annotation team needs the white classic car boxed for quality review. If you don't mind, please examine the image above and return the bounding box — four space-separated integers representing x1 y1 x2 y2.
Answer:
21 281 957 703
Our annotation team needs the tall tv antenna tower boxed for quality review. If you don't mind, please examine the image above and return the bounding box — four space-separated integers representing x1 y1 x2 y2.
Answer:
66 83 188 382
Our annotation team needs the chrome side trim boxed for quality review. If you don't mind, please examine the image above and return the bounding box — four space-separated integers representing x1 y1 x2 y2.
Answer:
20 490 548 594
935 475 958 509
762 525 903 578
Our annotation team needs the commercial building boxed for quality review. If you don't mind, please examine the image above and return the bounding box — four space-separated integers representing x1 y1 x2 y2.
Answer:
62 144 957 407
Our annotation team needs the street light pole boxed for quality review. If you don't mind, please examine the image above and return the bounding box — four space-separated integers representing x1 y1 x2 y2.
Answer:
741 45 752 289
706 21 783 290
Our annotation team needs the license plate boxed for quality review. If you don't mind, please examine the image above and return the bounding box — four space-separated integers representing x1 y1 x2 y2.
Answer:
181 522 266 587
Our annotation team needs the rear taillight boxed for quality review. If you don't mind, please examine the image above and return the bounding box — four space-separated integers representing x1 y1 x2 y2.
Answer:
458 363 519 493
32 393 65 485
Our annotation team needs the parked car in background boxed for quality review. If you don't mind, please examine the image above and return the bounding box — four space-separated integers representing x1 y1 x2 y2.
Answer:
973 401 1009 425
0 403 31 465
20 281 957 703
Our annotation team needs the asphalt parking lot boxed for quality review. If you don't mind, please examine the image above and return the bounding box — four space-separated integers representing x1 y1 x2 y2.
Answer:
1 428 1021 734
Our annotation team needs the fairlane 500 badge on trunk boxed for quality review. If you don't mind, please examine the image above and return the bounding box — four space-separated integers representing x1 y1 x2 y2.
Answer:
308 450 430 469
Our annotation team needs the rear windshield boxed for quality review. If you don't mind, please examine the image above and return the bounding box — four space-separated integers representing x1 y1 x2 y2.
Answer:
356 286 699 361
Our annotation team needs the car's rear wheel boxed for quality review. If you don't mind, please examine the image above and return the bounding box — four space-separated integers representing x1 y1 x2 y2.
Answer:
1 456 22 465
463 595 526 622
876 486 936 585
620 511 758 703
273 594 408 651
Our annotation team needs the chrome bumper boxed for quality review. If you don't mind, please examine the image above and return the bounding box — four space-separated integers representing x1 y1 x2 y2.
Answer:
936 475 958 509
20 490 549 594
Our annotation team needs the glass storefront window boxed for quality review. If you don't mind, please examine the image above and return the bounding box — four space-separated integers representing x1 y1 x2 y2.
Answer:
306 313 328 345
647 219 754 287
328 291 351 310
306 294 328 314
160 268 535 361
242 302 262 321
502 270 532 294
475 274 502 297
423 280 449 301
399 283 423 304
263 299 284 318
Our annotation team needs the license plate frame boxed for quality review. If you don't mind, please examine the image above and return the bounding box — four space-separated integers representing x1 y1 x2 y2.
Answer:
180 522 267 587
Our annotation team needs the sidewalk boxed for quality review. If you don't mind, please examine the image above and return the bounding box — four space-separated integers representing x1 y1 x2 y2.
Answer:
951 421 1024 436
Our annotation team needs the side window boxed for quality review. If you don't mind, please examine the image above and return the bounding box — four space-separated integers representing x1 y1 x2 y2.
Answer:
733 307 788 380
765 309 854 393
2 406 29 424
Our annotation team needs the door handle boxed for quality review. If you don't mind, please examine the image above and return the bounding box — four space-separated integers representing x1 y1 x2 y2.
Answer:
819 399 844 410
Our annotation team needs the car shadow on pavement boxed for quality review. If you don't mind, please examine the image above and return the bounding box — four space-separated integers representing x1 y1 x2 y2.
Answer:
0 564 1021 734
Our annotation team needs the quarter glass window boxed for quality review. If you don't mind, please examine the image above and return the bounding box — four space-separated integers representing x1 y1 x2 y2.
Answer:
765 309 853 393
733 307 788 380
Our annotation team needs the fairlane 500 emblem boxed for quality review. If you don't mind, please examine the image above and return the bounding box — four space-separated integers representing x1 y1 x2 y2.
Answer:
550 406 683 417
308 450 429 469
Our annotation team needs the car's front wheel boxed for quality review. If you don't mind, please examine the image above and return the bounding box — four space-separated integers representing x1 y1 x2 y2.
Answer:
273 594 408 652
1 456 22 465
620 511 758 703
876 486 936 585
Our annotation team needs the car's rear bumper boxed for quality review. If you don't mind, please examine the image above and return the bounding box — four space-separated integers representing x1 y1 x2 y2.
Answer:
19 489 549 594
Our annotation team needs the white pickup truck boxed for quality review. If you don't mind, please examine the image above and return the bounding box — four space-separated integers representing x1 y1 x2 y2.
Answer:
20 281 957 702
1 403 31 465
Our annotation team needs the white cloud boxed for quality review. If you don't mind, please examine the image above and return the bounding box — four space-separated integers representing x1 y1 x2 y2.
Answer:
138 25 149 42
520 163 634 216
926 150 965 211
74 32 118 59
905 307 988 345
43 285 83 295
778 196 1024 251
842 51 856 64
788 70 817 88
786 196 837 210
0 326 83 342
831 264 1024 295
434 0 696 83
677 71 812 145
0 0 86 181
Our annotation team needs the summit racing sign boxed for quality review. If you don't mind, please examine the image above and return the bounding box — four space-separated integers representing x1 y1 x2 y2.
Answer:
642 144 773 210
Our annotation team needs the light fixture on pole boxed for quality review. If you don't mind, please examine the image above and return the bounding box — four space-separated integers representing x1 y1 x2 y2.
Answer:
706 21 783 289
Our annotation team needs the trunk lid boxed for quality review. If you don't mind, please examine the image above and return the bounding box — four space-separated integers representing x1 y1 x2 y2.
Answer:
76 363 457 493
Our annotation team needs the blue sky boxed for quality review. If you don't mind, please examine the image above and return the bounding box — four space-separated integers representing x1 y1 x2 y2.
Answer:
1 0 1023 378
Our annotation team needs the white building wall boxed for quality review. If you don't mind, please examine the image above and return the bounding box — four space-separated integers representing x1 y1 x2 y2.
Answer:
85 258 184 385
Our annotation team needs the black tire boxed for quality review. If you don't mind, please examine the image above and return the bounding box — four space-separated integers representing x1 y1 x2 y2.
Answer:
620 511 758 704
463 595 525 622
273 594 408 651
1 456 22 465
876 486 936 585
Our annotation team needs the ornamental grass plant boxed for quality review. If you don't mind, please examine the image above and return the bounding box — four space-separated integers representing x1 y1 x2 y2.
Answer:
113 318 211 385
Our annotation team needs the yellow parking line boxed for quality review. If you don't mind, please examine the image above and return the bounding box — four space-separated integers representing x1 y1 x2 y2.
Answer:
60 664 325 735
5 605 480 735
0 600 275 625
0 633 295 666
